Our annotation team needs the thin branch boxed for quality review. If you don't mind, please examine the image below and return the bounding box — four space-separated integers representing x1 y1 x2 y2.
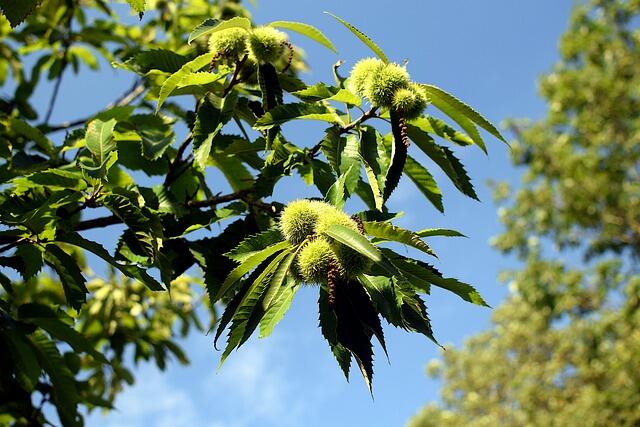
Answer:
0 238 27 255
186 189 252 208
309 107 378 156
44 64 66 124
44 80 146 134
223 55 248 97
164 134 193 187
71 215 121 231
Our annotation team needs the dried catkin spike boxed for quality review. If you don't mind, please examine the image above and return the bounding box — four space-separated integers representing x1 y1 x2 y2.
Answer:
351 215 366 235
327 258 338 307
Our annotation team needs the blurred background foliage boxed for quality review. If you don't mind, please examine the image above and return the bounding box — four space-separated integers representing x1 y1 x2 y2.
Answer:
409 0 640 426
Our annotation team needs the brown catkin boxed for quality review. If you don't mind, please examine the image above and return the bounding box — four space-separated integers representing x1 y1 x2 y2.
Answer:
351 215 366 235
327 258 338 307
282 41 294 72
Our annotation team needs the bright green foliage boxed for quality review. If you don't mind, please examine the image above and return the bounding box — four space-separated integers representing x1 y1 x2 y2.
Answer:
0 1 504 424
208 28 248 59
247 26 288 64
409 1 640 426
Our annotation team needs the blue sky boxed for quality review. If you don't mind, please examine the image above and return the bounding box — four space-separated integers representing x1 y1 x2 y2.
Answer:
25 1 576 426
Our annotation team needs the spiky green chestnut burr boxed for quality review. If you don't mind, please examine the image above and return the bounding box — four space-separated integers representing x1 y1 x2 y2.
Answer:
208 28 248 59
313 204 371 278
313 205 359 236
392 83 428 120
247 26 288 64
364 63 410 107
347 57 385 96
297 238 335 283
279 199 320 245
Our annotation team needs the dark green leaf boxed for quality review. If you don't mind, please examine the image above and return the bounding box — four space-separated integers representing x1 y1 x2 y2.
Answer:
44 245 87 310
58 233 164 291
403 155 443 212
407 124 478 199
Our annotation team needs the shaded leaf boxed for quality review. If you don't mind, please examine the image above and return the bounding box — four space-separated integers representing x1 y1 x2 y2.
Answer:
44 245 87 310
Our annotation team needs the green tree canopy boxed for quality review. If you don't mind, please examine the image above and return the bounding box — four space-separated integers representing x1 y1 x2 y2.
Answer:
0 1 505 425
409 0 640 426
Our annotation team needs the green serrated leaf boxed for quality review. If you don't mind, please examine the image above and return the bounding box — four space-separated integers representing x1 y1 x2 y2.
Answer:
7 117 55 156
417 228 466 238
364 221 436 257
410 116 473 146
215 241 290 302
15 244 43 280
0 0 42 27
318 287 352 380
226 229 284 263
156 52 219 112
4 327 41 391
58 233 164 291
254 102 342 130
125 0 145 13
20 311 108 364
324 12 388 63
31 332 81 426
406 124 478 199
320 126 345 175
360 126 389 211
322 223 382 263
12 169 87 195
421 84 507 151
403 155 443 212
85 118 117 165
384 249 488 307
259 255 298 338
269 20 337 52
188 17 252 45
131 49 188 73
219 248 292 366
44 245 87 310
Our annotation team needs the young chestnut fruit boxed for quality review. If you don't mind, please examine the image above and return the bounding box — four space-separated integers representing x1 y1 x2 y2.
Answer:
392 83 428 120
279 200 371 284
347 57 385 96
364 62 411 108
247 26 288 64
208 27 248 59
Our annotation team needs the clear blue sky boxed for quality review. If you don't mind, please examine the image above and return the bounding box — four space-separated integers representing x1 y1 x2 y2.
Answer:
32 1 575 426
